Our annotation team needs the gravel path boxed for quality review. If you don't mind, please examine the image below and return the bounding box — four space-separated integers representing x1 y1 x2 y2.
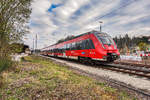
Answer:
50 57 150 92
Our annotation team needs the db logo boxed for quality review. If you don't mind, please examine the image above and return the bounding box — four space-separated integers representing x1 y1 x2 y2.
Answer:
82 52 85 54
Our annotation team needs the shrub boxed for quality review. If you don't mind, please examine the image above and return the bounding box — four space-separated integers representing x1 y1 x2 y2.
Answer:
0 57 12 73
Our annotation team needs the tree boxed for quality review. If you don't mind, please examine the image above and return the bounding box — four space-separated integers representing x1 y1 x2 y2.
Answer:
0 0 32 73
0 0 32 57
9 43 29 53
57 35 75 44
138 42 148 51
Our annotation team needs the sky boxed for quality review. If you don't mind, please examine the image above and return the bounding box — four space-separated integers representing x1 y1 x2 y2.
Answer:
24 0 150 49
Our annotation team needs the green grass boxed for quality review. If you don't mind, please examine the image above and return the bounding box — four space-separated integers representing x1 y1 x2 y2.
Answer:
0 56 137 100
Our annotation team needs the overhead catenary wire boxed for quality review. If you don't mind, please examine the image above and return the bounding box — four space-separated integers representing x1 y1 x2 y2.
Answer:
96 0 139 20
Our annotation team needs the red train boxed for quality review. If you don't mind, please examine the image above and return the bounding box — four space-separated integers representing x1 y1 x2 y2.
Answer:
41 30 120 62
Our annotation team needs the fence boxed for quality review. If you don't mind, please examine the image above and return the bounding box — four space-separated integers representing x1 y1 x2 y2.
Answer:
119 55 150 65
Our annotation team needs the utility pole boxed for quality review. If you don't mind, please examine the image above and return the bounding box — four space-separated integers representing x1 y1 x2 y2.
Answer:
33 38 34 53
99 21 103 32
35 34 38 50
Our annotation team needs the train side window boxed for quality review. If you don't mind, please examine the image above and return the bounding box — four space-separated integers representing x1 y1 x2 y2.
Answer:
56 49 58 53
68 44 70 50
72 43 75 50
64 44 67 50
81 40 86 50
76 42 79 50
85 39 89 49
76 41 81 50
69 43 71 50
72 42 76 50
89 39 95 49
59 47 62 53
57 48 59 53
71 43 73 50
67 44 69 50
56 48 58 53
75 42 78 50
67 44 70 50
69 43 72 50
66 44 68 50
74 42 77 50
79 41 82 50
72 43 74 50
69 44 71 50
63 46 65 52
61 46 64 52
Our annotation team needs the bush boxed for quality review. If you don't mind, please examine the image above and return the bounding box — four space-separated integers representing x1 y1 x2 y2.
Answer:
0 57 12 73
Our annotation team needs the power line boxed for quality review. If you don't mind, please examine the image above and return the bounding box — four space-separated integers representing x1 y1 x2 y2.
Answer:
96 0 139 20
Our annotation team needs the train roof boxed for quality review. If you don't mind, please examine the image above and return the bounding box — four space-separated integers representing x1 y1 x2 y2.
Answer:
41 30 108 50
54 30 107 44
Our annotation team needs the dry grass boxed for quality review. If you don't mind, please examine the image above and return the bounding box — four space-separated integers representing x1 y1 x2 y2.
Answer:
0 56 136 100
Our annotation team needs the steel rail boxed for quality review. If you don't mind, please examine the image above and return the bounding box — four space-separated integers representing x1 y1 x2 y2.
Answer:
98 63 150 78
114 62 150 68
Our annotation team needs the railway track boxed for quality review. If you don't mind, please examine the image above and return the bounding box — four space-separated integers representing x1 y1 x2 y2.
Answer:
74 58 150 79
43 55 150 79
98 63 150 79
114 61 150 68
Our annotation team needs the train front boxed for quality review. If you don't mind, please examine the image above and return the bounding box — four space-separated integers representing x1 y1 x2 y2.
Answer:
94 32 120 62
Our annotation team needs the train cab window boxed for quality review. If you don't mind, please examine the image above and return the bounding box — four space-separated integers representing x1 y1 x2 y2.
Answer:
97 35 114 45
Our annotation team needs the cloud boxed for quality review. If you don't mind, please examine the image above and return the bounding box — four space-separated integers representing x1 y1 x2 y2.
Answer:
24 0 150 49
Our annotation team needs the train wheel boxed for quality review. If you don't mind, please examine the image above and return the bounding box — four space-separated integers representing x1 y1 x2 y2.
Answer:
107 57 114 62
78 56 86 64
78 56 82 63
